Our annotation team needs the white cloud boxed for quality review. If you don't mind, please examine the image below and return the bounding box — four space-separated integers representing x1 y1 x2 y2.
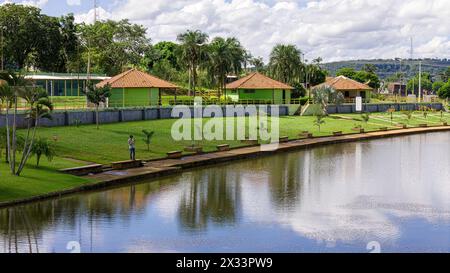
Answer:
66 0 81 6
1 0 48 8
20 0 48 8
74 0 450 62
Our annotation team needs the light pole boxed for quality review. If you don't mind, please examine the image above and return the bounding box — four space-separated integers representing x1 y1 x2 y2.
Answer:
418 61 422 102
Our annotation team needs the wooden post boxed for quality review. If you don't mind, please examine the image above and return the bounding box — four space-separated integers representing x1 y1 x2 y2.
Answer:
174 88 177 105
159 88 162 106
122 88 125 108
272 89 275 104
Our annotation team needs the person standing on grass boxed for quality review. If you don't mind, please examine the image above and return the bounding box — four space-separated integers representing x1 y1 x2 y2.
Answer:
128 135 136 161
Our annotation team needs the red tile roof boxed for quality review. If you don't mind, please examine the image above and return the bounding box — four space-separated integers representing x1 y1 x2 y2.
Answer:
225 72 294 90
313 76 372 91
96 69 178 89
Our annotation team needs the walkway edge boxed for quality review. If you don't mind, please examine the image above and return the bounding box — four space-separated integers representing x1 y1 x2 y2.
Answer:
1 126 449 208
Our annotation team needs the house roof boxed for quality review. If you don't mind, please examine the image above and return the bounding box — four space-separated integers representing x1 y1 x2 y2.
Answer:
313 75 372 91
96 69 178 89
225 72 294 90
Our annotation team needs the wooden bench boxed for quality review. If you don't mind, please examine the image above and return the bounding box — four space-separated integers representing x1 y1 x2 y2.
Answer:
279 136 289 143
419 124 428 128
111 160 143 170
299 132 313 138
184 146 203 153
333 131 343 136
61 164 104 176
217 144 230 152
167 151 183 159
241 139 258 145
351 127 365 133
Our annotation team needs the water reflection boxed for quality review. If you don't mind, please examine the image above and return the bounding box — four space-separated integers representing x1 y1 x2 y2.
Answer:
178 168 240 232
0 132 449 252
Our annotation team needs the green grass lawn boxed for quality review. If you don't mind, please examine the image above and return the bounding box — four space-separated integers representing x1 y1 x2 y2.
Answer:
26 112 450 164
1 111 448 203
0 156 92 203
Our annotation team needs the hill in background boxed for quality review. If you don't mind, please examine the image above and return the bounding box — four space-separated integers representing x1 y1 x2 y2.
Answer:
322 59 450 80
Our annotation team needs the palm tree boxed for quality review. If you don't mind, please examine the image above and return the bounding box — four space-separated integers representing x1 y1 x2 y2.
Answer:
176 30 209 96
251 57 265 73
206 37 245 98
15 87 54 176
268 44 303 84
31 137 56 167
312 85 344 115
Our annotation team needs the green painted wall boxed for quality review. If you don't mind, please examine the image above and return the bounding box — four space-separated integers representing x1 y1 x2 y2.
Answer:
227 89 291 104
109 87 160 107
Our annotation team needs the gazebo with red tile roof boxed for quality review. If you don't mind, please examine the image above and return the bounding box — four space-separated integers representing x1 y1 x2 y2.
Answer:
97 69 178 107
225 72 294 104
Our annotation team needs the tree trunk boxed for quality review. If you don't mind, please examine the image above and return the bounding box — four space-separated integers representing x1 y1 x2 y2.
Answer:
96 105 99 130
193 64 197 97
16 117 38 176
18 106 33 172
5 107 10 164
36 155 41 167
188 67 192 97
11 95 17 175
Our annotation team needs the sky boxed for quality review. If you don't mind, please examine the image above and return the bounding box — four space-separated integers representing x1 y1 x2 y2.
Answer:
1 0 450 62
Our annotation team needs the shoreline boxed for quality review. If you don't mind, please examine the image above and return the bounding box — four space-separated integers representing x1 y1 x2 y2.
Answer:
1 125 449 209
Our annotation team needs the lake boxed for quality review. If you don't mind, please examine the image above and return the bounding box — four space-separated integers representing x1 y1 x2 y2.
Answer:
1 132 449 253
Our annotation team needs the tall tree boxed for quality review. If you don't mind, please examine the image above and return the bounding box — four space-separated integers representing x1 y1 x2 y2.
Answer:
60 14 80 72
176 30 209 96
206 37 245 97
407 73 432 94
0 4 42 69
78 20 151 75
268 44 302 85
251 57 265 73
34 15 66 72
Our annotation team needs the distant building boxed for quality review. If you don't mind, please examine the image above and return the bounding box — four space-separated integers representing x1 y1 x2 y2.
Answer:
96 69 178 107
387 82 407 96
225 72 293 104
312 76 373 102
25 73 110 97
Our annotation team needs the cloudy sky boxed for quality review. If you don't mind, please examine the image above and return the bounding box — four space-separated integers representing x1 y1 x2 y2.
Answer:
2 0 450 62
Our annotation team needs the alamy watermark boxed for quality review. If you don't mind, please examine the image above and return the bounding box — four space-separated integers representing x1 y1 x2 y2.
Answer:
170 98 281 151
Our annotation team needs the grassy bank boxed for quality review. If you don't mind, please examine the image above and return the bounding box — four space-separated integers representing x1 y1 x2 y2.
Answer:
0 157 92 203
0 111 448 204
28 112 450 164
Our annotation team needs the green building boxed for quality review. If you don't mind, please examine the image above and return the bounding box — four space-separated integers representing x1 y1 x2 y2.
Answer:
225 72 293 104
96 69 178 107
25 73 110 97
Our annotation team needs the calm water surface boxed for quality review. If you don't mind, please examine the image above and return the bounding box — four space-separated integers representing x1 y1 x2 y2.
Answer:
1 132 449 253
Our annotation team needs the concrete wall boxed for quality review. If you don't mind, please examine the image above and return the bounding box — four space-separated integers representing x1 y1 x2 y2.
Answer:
0 105 289 129
326 103 443 114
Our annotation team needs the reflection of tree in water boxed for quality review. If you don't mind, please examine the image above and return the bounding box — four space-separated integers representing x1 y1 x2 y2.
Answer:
0 181 175 253
265 153 302 209
178 167 240 232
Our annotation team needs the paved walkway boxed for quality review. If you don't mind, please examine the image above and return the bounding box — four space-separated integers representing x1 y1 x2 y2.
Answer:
86 126 450 184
